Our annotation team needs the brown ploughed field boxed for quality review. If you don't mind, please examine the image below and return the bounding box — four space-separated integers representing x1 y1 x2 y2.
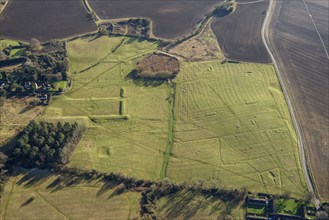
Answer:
268 0 329 200
0 0 97 42
211 0 271 63
89 0 222 39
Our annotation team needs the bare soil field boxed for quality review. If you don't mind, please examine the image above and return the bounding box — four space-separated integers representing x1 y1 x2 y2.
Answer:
211 0 271 63
0 0 97 42
268 0 329 200
305 0 329 52
89 0 222 39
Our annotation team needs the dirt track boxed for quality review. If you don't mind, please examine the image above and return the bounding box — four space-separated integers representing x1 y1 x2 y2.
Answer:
89 0 222 39
267 0 329 200
0 0 97 42
211 0 271 63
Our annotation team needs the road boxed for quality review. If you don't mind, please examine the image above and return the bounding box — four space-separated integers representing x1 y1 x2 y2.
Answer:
261 0 320 207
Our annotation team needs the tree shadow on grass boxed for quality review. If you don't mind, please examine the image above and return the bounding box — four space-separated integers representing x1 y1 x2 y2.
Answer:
6 168 136 209
45 170 106 193
20 196 35 207
157 189 227 219
13 168 50 188
9 168 103 193
88 33 103 42
124 70 166 87
19 104 36 114
96 181 119 197
158 190 237 219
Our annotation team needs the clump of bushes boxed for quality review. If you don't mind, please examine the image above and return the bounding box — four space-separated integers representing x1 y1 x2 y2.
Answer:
135 54 180 80
11 121 85 169
212 0 236 17
99 18 151 38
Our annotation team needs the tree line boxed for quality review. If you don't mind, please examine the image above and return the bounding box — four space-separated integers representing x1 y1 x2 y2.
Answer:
47 167 246 220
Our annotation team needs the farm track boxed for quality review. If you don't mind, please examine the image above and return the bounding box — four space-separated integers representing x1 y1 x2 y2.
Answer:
263 0 323 205
35 190 70 220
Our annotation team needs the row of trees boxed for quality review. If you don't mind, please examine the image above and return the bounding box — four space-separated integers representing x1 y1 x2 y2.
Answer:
11 121 85 169
49 167 246 220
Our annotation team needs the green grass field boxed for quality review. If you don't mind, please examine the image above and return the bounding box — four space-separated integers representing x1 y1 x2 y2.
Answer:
0 39 26 59
275 198 303 215
0 39 20 50
1 170 141 220
1 35 309 218
167 61 306 197
42 36 306 197
42 36 169 180
247 203 266 215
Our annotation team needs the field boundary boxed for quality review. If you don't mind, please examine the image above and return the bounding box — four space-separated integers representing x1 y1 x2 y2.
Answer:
84 0 225 45
262 0 319 207
159 82 176 180
0 0 9 15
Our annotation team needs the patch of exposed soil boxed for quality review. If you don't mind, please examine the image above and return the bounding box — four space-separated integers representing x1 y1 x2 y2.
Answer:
166 22 224 61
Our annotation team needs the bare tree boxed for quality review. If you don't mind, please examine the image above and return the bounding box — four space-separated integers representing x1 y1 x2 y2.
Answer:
29 38 42 51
